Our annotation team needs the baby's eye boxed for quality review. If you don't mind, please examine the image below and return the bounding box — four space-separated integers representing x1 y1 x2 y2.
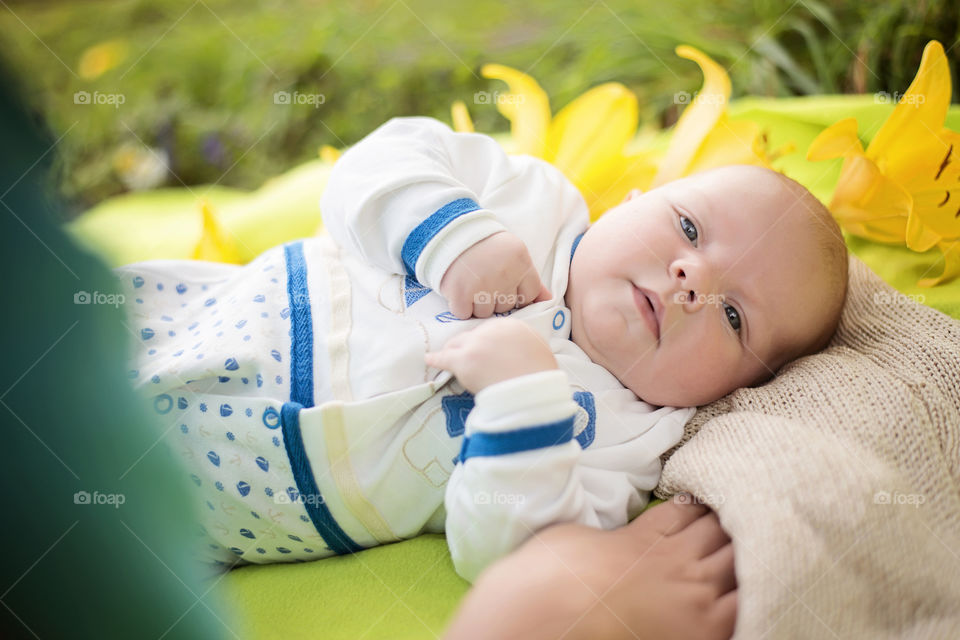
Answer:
679 215 698 246
723 302 741 334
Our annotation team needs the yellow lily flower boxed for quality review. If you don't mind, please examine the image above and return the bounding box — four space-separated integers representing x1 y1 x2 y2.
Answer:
807 40 960 287
652 45 789 187
193 199 242 264
450 100 475 134
78 39 129 80
319 144 341 164
460 47 783 220
460 63 656 220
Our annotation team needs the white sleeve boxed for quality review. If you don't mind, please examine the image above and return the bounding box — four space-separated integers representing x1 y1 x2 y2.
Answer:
319 116 568 292
444 369 653 583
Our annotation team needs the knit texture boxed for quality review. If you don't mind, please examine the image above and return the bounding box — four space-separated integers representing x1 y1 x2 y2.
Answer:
654 255 960 639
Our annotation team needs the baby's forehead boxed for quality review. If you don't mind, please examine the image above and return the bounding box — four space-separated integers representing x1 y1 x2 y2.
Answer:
683 174 803 235
688 166 795 205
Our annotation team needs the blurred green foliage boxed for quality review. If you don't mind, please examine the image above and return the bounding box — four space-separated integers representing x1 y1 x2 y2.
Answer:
1 0 957 217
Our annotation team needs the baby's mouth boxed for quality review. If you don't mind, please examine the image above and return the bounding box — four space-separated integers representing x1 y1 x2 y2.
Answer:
632 284 661 342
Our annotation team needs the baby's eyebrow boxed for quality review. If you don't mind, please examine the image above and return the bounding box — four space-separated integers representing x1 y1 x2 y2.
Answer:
685 185 714 219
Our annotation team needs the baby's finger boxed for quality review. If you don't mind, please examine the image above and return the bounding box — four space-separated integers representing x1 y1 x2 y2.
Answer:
516 269 546 309
424 351 448 370
472 289 495 318
493 290 516 314
533 282 552 303
447 292 473 320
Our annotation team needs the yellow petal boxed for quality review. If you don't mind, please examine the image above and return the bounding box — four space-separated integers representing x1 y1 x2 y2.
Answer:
866 40 950 190
319 145 341 164
684 117 768 174
480 64 551 157
583 151 659 221
917 239 960 287
450 100 475 133
912 191 960 241
806 118 864 161
902 129 960 240
905 205 943 251
829 155 912 224
652 45 731 187
546 83 638 184
193 199 242 264
838 217 908 244
78 39 128 80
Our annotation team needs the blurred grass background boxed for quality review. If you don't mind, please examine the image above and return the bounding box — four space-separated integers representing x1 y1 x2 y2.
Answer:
1 0 957 218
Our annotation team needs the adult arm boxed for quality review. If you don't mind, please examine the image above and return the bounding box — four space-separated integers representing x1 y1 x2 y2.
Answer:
444 499 738 640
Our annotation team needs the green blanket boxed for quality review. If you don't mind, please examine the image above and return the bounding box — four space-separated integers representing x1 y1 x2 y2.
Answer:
71 96 960 639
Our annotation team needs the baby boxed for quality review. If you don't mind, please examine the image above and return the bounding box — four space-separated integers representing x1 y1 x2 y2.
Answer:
116 116 847 582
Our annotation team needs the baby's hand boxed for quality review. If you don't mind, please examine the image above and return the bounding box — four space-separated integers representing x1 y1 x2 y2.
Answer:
439 231 552 320
424 318 558 395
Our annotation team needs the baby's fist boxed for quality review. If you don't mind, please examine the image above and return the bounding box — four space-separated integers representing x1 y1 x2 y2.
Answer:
439 231 551 320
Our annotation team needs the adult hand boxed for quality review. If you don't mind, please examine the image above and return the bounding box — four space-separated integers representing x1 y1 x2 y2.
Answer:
443 498 737 640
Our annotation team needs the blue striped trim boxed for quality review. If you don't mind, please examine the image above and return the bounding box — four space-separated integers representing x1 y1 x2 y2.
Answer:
457 415 575 463
281 402 363 555
568 231 586 343
570 231 585 262
284 241 314 408
401 198 481 277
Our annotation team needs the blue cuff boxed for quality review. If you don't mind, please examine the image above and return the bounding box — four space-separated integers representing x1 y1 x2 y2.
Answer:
457 415 575 463
401 198 481 277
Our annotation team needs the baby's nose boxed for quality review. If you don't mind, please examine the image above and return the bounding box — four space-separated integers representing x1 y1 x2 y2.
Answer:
673 289 703 309
671 258 716 306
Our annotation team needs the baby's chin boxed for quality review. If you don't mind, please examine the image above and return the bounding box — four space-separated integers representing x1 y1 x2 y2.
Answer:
622 378 726 408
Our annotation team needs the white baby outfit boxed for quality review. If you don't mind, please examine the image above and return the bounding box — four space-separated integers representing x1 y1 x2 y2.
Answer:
116 116 696 582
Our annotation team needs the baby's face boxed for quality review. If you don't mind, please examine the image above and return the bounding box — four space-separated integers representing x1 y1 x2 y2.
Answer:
565 165 827 407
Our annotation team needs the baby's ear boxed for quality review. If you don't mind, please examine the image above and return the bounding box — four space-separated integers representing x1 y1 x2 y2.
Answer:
622 189 643 203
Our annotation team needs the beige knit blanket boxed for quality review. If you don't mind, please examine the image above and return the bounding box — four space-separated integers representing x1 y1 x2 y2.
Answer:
654 255 960 639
